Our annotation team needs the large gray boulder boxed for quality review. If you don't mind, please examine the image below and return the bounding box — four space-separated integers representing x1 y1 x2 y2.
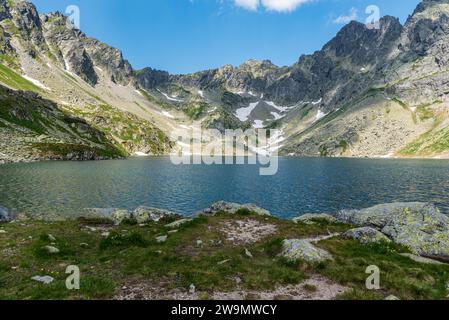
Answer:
333 203 449 258
0 206 11 222
293 213 337 225
281 239 333 263
133 206 180 224
199 201 271 216
343 227 391 244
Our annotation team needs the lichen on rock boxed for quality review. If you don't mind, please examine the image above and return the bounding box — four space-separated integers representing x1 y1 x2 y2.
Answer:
281 239 333 263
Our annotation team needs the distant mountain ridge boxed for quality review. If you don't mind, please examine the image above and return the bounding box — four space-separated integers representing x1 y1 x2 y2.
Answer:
1 0 449 162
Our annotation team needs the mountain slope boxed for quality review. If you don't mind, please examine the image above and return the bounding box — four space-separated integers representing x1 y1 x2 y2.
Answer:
135 0 449 158
1 0 449 162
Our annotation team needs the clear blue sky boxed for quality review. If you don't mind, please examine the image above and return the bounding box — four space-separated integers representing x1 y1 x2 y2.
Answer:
31 0 421 74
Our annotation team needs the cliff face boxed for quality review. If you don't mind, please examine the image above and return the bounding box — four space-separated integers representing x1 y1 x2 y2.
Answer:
0 0 173 162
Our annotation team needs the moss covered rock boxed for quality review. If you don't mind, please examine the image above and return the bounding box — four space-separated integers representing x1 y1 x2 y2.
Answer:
334 203 449 258
343 227 391 244
281 239 333 263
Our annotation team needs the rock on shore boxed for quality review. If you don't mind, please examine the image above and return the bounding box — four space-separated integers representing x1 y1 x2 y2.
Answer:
0 206 12 222
85 206 181 225
332 203 449 259
198 201 271 217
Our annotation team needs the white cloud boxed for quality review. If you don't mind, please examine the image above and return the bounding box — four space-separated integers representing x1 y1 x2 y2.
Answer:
234 0 312 12
234 0 259 11
333 7 358 24
261 0 312 12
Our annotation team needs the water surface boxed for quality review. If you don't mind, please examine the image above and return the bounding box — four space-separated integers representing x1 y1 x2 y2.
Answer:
1 157 449 219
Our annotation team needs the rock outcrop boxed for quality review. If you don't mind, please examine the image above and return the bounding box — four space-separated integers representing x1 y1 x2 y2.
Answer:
343 227 391 244
293 213 337 225
0 206 11 222
199 201 271 217
333 202 449 259
281 239 333 263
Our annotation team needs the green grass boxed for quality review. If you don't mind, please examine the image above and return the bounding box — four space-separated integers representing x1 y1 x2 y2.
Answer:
184 102 207 120
316 239 449 300
0 63 41 93
1 212 448 300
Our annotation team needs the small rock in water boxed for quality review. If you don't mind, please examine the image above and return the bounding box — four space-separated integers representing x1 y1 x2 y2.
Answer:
47 234 56 242
189 284 196 294
156 235 168 243
31 275 54 284
245 249 253 259
43 246 60 254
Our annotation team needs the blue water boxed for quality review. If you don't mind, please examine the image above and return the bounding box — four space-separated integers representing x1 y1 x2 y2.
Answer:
1 157 449 218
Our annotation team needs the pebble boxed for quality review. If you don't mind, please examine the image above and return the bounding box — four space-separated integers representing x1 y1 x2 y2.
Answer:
43 245 60 254
31 275 54 284
189 284 196 294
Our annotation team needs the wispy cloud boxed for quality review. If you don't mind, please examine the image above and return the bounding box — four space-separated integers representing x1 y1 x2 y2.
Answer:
333 7 358 24
234 0 259 11
234 0 313 13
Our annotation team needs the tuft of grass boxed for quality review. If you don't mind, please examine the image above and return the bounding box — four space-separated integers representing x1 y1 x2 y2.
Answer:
99 232 149 250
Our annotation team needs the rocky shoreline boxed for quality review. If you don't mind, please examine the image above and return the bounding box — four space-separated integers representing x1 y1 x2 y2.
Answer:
1 201 449 300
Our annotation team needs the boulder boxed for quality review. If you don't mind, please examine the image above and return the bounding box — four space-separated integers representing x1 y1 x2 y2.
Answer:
31 275 55 284
199 201 271 216
111 210 131 226
43 246 60 254
281 239 333 263
333 203 449 258
343 227 391 244
165 218 192 229
156 235 168 243
0 206 11 222
293 213 337 225
133 206 180 224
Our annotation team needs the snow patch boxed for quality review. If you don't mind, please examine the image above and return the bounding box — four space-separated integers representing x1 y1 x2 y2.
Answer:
23 75 51 91
312 98 323 105
265 101 295 113
253 120 265 129
134 152 150 157
157 89 183 102
315 110 328 122
160 111 175 119
235 102 259 122
250 130 285 156
270 112 285 120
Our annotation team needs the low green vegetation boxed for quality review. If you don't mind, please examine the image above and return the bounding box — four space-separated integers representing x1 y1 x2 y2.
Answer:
400 125 449 156
0 63 41 93
33 142 125 159
184 102 207 120
1 211 446 300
